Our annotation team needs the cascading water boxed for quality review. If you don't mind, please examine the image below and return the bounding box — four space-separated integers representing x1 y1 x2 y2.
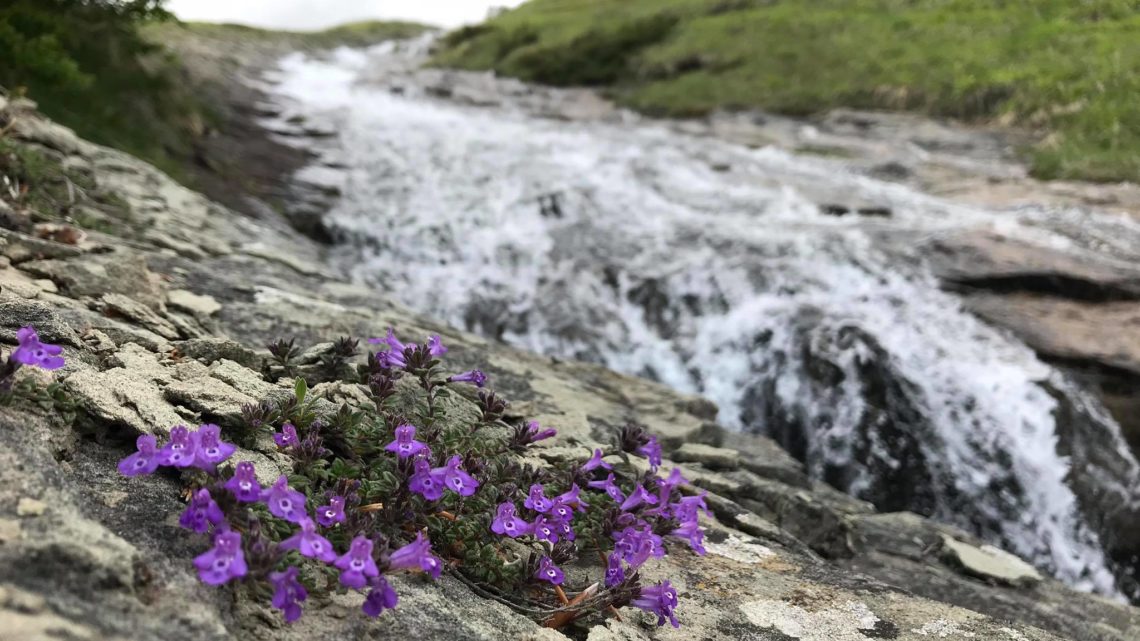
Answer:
263 40 1140 599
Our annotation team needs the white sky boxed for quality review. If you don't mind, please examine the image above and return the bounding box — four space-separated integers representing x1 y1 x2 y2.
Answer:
167 0 527 30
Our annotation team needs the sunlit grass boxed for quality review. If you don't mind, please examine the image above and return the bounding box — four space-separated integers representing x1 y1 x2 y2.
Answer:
433 0 1140 183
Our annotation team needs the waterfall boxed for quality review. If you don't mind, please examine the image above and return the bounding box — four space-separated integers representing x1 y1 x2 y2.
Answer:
263 41 1140 599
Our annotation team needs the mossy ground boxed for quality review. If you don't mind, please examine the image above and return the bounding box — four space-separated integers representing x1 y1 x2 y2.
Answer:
433 0 1140 184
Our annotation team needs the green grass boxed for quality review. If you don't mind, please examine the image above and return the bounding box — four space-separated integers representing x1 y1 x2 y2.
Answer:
433 0 1140 183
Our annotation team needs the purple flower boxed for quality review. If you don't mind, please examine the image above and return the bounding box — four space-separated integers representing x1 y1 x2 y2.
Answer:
556 485 589 512
179 488 225 533
158 426 198 468
637 435 662 471
532 514 560 544
534 556 564 585
632 580 680 628
671 521 706 555
274 423 300 448
620 485 659 512
280 517 337 562
427 335 447 357
379 349 407 369
11 326 64 370
491 502 532 538
409 459 446 501
524 484 553 513
447 369 486 387
656 467 690 503
317 495 346 527
526 420 557 443
370 328 408 369
263 475 307 523
269 566 307 624
335 536 379 589
193 529 248 585
384 424 427 458
604 552 626 588
671 492 711 525
587 473 625 504
363 576 399 617
224 461 263 503
549 500 575 522
118 434 161 477
580 448 613 473
554 517 576 542
193 424 236 470
369 327 405 351
387 532 442 579
613 525 665 569
437 455 479 497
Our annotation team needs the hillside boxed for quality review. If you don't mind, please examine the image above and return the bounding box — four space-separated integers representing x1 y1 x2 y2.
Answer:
433 0 1140 183
0 2 427 191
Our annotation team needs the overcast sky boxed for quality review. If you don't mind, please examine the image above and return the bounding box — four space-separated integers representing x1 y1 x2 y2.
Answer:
167 0 527 30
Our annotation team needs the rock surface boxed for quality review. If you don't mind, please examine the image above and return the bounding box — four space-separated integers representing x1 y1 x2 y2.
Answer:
0 79 1139 641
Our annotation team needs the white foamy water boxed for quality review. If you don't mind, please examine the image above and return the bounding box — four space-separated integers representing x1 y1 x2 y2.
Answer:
264 41 1140 597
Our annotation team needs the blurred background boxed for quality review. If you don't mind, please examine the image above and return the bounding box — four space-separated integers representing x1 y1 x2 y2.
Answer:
4 0 1140 611
166 0 525 29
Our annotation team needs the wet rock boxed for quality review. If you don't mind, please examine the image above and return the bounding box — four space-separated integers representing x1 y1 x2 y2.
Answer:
749 322 945 517
963 293 1140 375
927 231 1140 302
939 535 1043 587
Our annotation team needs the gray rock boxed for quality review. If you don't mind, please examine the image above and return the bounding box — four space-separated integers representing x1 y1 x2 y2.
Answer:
672 442 741 469
0 228 84 264
940 534 1044 586
167 289 222 316
0 294 83 346
164 375 257 422
175 337 263 369
99 293 180 340
20 253 165 309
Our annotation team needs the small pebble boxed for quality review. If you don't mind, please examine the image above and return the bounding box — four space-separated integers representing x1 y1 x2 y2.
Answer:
16 497 47 517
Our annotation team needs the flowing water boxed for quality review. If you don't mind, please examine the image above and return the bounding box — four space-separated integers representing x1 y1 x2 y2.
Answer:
263 40 1140 598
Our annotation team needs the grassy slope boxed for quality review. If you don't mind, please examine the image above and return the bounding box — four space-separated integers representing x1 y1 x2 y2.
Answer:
17 19 428 186
434 0 1140 183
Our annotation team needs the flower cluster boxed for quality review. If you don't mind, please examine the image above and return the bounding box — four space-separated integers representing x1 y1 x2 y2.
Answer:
116 328 707 631
119 419 444 622
1 326 65 394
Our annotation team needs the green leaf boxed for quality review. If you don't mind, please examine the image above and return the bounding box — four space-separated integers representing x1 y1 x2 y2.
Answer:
294 377 308 404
